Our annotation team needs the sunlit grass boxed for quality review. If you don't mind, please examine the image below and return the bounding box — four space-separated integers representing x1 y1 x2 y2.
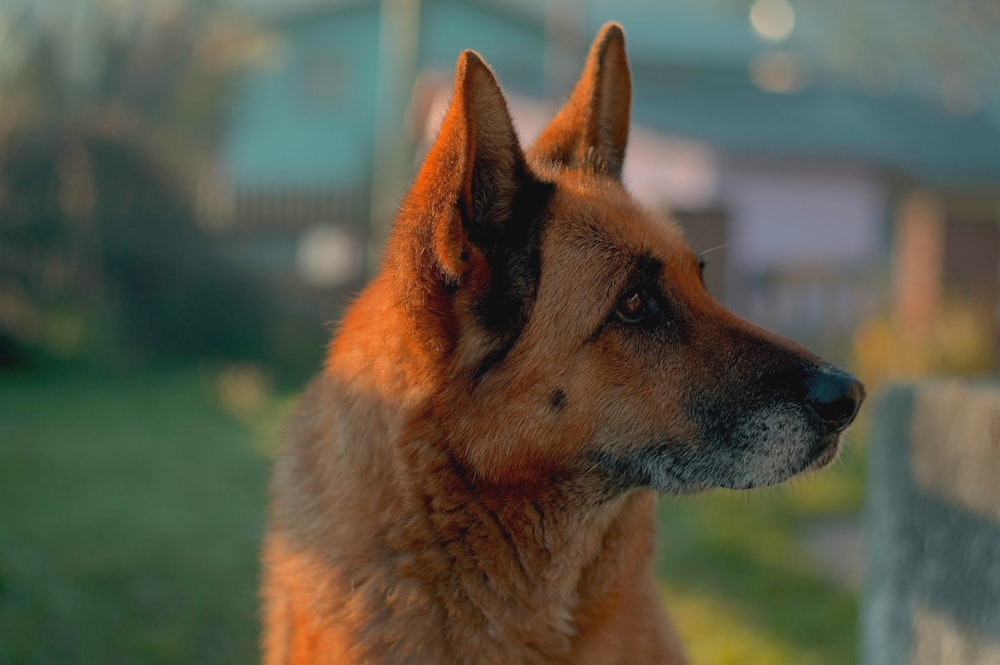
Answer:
664 585 833 665
656 440 865 665
0 370 863 663
0 369 280 664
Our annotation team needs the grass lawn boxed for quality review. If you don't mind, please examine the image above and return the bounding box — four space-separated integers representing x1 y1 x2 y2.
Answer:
657 457 864 665
0 369 864 664
0 369 285 664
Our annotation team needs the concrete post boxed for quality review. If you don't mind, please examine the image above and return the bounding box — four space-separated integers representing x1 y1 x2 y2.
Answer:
864 382 1000 664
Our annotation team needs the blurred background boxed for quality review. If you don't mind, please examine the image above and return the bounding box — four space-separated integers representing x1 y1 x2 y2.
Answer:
1 0 998 663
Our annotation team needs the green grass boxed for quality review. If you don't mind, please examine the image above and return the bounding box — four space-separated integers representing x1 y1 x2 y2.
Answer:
0 369 864 664
0 369 286 664
656 456 865 665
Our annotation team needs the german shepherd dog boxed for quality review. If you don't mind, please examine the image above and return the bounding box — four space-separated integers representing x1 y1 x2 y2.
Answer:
263 23 864 665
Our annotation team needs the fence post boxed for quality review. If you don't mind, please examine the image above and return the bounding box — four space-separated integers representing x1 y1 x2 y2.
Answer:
863 382 1000 664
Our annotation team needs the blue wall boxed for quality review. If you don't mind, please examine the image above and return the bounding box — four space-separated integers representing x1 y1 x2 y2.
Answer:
222 2 547 190
222 1 1000 188
222 8 380 188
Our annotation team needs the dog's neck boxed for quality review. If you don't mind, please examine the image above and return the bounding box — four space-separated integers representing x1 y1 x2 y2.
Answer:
386 432 657 661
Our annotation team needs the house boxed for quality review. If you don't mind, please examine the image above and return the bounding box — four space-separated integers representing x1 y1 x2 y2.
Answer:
216 0 1000 361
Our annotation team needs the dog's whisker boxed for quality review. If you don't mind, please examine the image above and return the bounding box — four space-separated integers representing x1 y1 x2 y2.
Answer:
697 243 729 259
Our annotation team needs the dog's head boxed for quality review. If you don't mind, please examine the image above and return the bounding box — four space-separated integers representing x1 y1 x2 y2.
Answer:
382 23 864 494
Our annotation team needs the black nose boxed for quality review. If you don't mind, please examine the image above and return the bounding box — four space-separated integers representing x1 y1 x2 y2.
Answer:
804 369 865 431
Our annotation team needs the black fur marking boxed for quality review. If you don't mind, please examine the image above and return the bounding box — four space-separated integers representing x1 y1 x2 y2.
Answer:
464 170 555 380
549 389 567 411
473 342 517 382
466 175 553 338
633 255 664 284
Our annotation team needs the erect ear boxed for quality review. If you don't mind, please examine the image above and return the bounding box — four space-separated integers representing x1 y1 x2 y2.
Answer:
403 49 549 288
527 22 631 179
395 50 551 346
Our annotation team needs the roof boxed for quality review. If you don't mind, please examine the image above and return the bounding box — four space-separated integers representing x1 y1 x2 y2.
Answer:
229 0 1000 185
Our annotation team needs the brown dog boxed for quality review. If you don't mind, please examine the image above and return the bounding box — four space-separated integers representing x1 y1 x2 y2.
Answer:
262 23 864 665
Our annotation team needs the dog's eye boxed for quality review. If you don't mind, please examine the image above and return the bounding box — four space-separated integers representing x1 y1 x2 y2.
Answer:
615 288 658 324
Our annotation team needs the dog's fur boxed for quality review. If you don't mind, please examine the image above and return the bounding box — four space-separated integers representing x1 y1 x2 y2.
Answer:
262 24 864 665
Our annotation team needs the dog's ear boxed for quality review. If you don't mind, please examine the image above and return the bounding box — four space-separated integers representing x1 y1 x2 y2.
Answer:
394 51 551 348
528 22 631 179
404 50 537 281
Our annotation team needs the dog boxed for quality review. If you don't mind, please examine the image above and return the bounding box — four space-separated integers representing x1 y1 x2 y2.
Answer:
262 23 864 665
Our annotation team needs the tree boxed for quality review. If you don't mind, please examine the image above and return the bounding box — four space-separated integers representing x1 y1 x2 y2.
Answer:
0 0 275 367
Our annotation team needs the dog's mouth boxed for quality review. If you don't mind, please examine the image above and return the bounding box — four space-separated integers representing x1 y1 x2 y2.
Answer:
699 408 847 491
803 432 843 472
591 412 846 495
589 443 711 495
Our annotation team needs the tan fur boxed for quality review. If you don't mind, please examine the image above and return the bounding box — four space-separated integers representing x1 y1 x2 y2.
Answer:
262 23 861 664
